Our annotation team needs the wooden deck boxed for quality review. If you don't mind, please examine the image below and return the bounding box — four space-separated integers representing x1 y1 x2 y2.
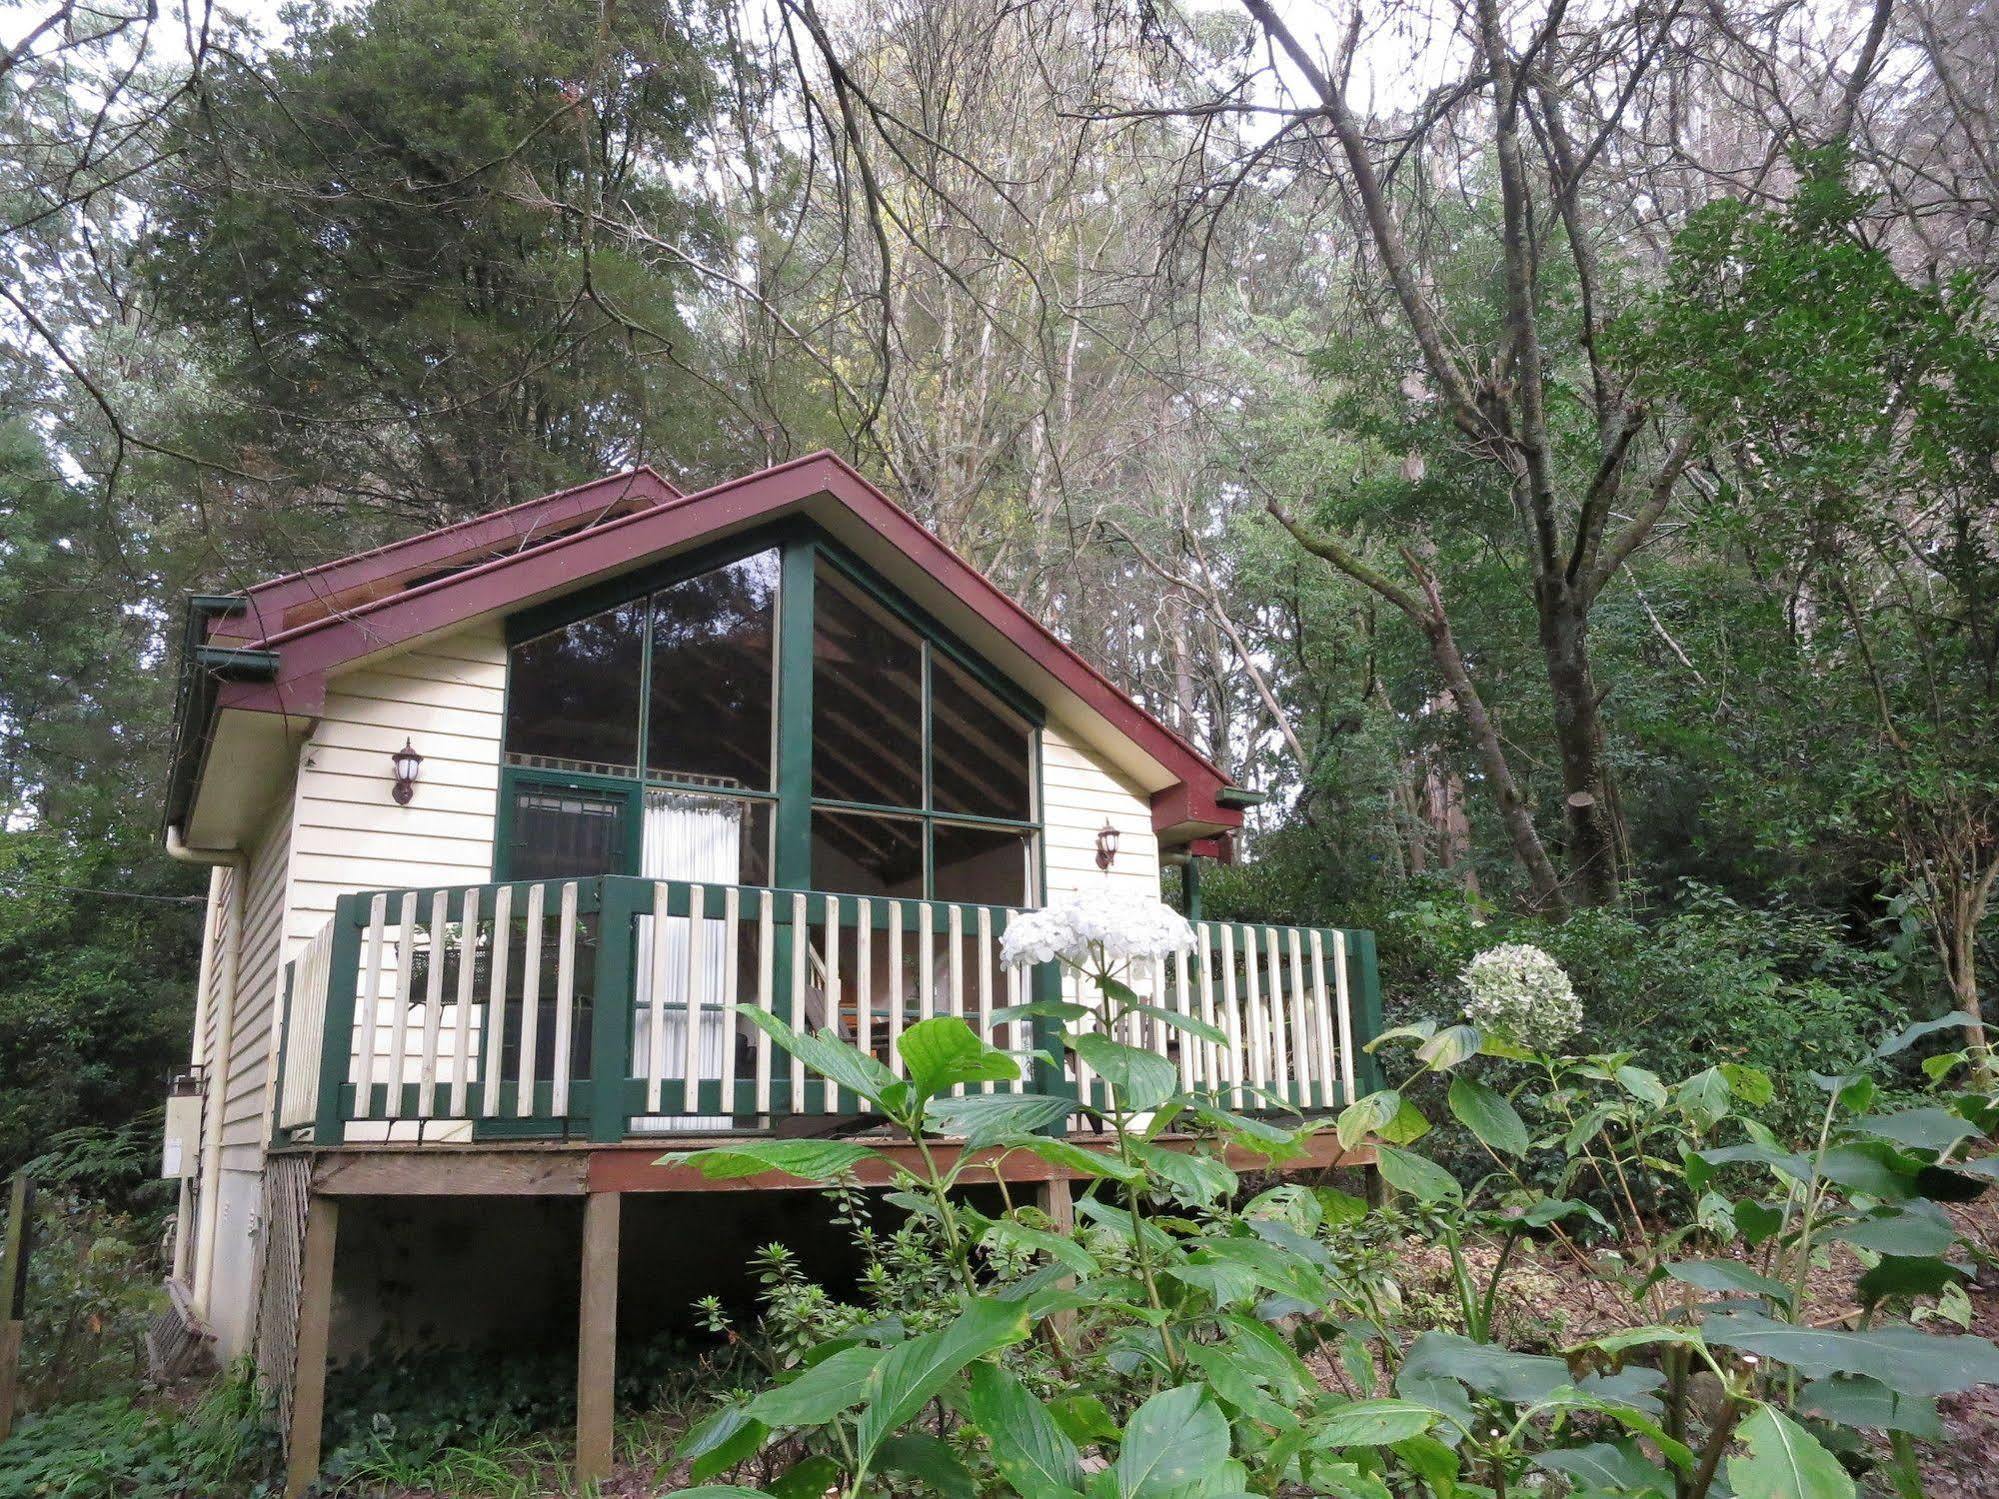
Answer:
286 1129 1376 1197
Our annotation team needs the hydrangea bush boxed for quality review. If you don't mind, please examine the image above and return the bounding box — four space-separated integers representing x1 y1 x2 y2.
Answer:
998 888 1195 973
1461 942 1583 1051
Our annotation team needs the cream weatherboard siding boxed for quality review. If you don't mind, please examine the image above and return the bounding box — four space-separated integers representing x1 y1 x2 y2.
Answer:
217 792 296 1167
1039 722 1161 899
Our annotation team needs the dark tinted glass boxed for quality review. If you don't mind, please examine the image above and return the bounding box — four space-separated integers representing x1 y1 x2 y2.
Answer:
812 565 922 807
932 821 1030 906
505 603 644 776
509 787 626 880
930 655 1032 820
640 789 772 887
647 551 779 790
811 809 923 898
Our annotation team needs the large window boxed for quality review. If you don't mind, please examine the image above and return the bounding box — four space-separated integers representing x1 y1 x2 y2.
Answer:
808 560 1036 907
498 535 1038 904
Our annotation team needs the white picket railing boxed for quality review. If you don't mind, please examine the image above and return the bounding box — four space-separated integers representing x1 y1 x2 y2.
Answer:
276 876 1368 1144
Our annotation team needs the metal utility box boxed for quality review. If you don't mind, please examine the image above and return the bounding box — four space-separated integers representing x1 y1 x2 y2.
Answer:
162 1092 202 1180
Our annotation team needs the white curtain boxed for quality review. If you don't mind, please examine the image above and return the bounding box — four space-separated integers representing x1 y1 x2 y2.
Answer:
632 791 738 1132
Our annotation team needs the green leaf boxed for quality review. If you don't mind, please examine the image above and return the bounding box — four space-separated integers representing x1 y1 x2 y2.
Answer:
1615 1065 1669 1108
1048 1393 1121 1446
1311 1398 1440 1447
1400 1332 1571 1404
983 1216 1099 1276
1676 1068 1732 1130
877 1434 978 1499
1126 1003 1229 1046
677 1404 770 1482
1833 1203 1957 1257
1002 1133 1145 1184
1702 1311 1999 1395
736 1007 909 1114
1725 1406 1854 1499
1447 1076 1528 1156
927 1091 1073 1147
1314 1186 1369 1226
990 1000 1095 1026
1414 1024 1480 1071
1114 1385 1235 1499
1374 1145 1462 1204
1719 1062 1775 1106
1336 1089 1402 1150
1735 1199 1784 1246
766 1455 843 1499
1182 1341 1297 1431
1664 1259 1795 1306
1073 1033 1180 1111
855 1298 1032 1466
967 1363 1084 1498
658 1138 882 1183
672 1489 771 1499
1875 1010 1976 1057
1796 1376 1944 1439
1377 1094 1433 1145
1849 1107 1979 1154
1130 1140 1238 1203
899 1016 1020 1098
1534 1441 1674 1497
745 1344 886 1426
1858 1254 1969 1308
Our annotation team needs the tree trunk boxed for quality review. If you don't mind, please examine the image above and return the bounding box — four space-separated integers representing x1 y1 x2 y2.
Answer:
1540 584 1621 905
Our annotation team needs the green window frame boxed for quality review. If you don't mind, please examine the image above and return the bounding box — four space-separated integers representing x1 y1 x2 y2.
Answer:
493 521 1044 901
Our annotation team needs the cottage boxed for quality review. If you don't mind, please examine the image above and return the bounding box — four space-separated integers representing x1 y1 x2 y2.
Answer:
157 452 1380 1491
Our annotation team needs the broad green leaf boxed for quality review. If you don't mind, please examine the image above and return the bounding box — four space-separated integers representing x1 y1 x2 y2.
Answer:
1378 1095 1432 1145
1849 1107 1979 1154
1615 1065 1668 1108
1374 1145 1462 1204
1875 1010 1976 1057
1311 1398 1440 1447
1576 1325 1706 1357
1073 1032 1180 1110
1414 1024 1480 1072
1664 1259 1794 1306
1114 1385 1235 1499
1735 1199 1784 1246
1400 1331 1571 1404
1719 1062 1774 1106
736 1006 909 1114
855 1298 1032 1465
984 1216 1099 1276
1858 1254 1969 1307
1725 1406 1853 1499
1048 1392 1121 1446
1702 1311 1999 1395
1002 1133 1145 1184
927 1091 1072 1147
1183 1341 1297 1430
900 1016 1019 1098
677 1404 769 1482
1796 1376 1944 1439
967 1363 1084 1497
1314 1186 1369 1226
745 1344 885 1426
1194 1236 1326 1306
1222 1311 1320 1403
659 1138 882 1183
1336 1089 1402 1150
1163 1259 1259 1308
1534 1441 1674 1497
1675 1068 1731 1130
1447 1076 1528 1156
1364 1020 1436 1051
1130 1140 1238 1203
877 1434 977 1499
1833 1203 1956 1257
990 1000 1095 1026
1127 1002 1228 1046
766 1455 843 1499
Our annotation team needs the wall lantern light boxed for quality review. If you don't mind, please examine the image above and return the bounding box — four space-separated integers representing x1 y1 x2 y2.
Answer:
1095 820 1121 871
390 738 424 806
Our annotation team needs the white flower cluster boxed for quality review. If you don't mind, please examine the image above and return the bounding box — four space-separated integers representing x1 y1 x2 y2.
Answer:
1461 943 1582 1052
1000 888 1196 972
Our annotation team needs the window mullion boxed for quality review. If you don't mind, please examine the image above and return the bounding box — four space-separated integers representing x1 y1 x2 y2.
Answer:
773 541 817 890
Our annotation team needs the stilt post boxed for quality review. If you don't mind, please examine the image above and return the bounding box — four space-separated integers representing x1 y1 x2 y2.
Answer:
284 1195 339 1499
576 1191 621 1486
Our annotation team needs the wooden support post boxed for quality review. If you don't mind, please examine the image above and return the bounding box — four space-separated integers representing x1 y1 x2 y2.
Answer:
576 1191 620 1487
1033 1176 1075 1341
284 1195 339 1499
0 1173 30 1442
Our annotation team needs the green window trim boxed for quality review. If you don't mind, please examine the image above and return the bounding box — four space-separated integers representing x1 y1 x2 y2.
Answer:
494 525 1044 903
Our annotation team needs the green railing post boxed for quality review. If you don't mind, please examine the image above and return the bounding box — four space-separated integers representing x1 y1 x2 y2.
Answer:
1352 929 1385 1096
589 878 639 1143
314 894 365 1145
1029 959 1072 1133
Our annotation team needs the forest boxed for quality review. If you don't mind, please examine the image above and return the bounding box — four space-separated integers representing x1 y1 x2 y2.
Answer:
1 0 1997 1492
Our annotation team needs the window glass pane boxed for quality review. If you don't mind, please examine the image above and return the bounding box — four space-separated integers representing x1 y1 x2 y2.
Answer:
640 789 771 887
647 550 780 790
509 786 626 880
811 809 923 899
930 655 1032 820
812 563 923 807
932 821 1031 907
505 602 644 777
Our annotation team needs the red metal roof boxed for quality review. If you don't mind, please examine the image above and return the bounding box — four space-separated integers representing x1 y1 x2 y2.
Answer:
197 452 1240 839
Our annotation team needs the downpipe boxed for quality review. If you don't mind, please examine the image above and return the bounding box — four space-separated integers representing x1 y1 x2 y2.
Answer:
165 825 247 1313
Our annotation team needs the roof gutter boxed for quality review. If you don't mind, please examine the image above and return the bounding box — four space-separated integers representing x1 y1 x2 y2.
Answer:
1214 787 1270 809
160 595 277 839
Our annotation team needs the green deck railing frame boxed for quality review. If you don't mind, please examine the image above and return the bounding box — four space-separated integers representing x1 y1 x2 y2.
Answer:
275 874 1383 1148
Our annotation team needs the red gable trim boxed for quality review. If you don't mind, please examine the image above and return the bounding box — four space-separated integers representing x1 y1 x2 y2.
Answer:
211 452 1240 838
210 466 681 645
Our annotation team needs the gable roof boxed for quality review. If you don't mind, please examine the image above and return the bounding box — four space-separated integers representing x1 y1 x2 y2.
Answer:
167 451 1242 845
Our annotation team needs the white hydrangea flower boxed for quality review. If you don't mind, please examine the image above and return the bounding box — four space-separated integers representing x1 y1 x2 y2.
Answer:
1000 888 1196 972
1461 943 1582 1052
